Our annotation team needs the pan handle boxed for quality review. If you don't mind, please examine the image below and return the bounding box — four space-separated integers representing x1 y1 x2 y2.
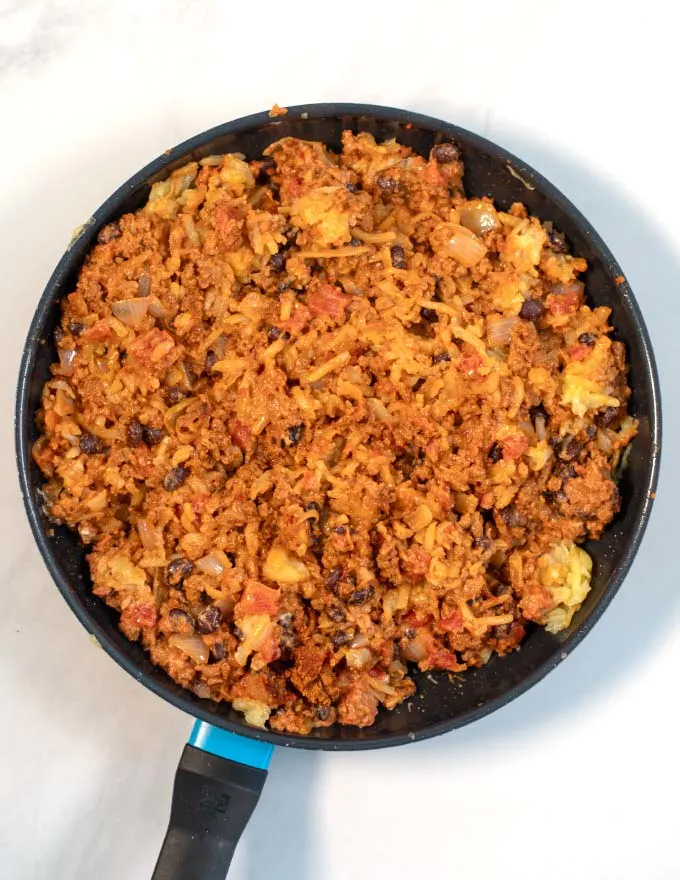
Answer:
151 722 274 880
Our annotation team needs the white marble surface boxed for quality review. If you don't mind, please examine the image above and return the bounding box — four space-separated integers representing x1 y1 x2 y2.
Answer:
1 1 678 878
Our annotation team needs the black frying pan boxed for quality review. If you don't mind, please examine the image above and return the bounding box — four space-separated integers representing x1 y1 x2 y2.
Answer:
15 104 661 879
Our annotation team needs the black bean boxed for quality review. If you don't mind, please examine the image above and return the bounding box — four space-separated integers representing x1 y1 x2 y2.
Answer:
54 326 64 343
473 535 492 551
97 221 121 244
432 142 460 164
211 641 226 661
347 586 375 605
79 433 105 454
278 280 291 291
270 252 286 272
349 238 362 247
346 182 361 193
555 462 577 481
233 624 244 641
410 320 435 339
69 321 86 336
585 425 597 439
499 505 526 527
390 245 407 269
168 608 195 632
267 325 282 342
163 466 189 491
164 386 186 406
287 423 305 446
137 273 152 298
578 332 597 346
165 556 194 586
205 350 218 372
560 436 583 461
332 630 351 649
403 627 416 640
544 489 567 507
196 606 222 635
493 623 512 638
314 706 331 721
376 176 401 193
259 156 276 174
519 299 545 321
305 501 320 512
327 605 346 623
126 419 144 447
333 525 347 535
420 306 439 323
432 352 451 364
595 406 620 428
488 442 503 463
326 568 343 591
547 229 568 253
143 426 164 446
277 612 294 628
412 378 426 392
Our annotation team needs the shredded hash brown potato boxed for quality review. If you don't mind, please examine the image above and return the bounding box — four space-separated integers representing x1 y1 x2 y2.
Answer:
34 132 637 734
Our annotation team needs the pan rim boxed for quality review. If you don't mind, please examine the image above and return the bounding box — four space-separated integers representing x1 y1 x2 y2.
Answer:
15 103 662 750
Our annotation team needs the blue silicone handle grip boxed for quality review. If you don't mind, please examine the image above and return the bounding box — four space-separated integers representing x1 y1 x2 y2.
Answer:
188 720 274 770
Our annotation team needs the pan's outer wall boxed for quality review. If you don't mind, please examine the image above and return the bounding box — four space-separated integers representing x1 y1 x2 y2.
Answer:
15 104 661 750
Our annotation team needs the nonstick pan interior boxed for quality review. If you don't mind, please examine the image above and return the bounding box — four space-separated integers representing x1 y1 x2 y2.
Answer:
15 104 661 749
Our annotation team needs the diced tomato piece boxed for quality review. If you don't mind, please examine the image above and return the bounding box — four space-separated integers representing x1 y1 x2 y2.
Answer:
546 289 580 315
307 283 351 320
458 348 483 373
230 419 251 451
502 433 529 461
236 580 280 617
120 602 156 632
257 631 281 665
568 343 591 362
428 648 465 671
80 318 112 343
439 611 463 633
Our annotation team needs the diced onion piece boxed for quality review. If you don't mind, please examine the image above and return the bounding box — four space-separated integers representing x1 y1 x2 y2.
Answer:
193 682 212 699
169 633 209 664
57 348 76 376
596 429 613 453
148 298 169 320
232 698 272 729
388 660 408 679
486 315 519 347
111 297 149 328
442 225 487 268
460 201 499 236
350 633 369 649
137 519 161 551
214 597 235 617
402 635 428 662
345 647 373 669
196 553 226 577
368 677 398 697
263 546 308 585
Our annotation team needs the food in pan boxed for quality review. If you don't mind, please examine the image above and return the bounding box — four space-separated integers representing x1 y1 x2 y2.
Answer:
33 132 636 733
